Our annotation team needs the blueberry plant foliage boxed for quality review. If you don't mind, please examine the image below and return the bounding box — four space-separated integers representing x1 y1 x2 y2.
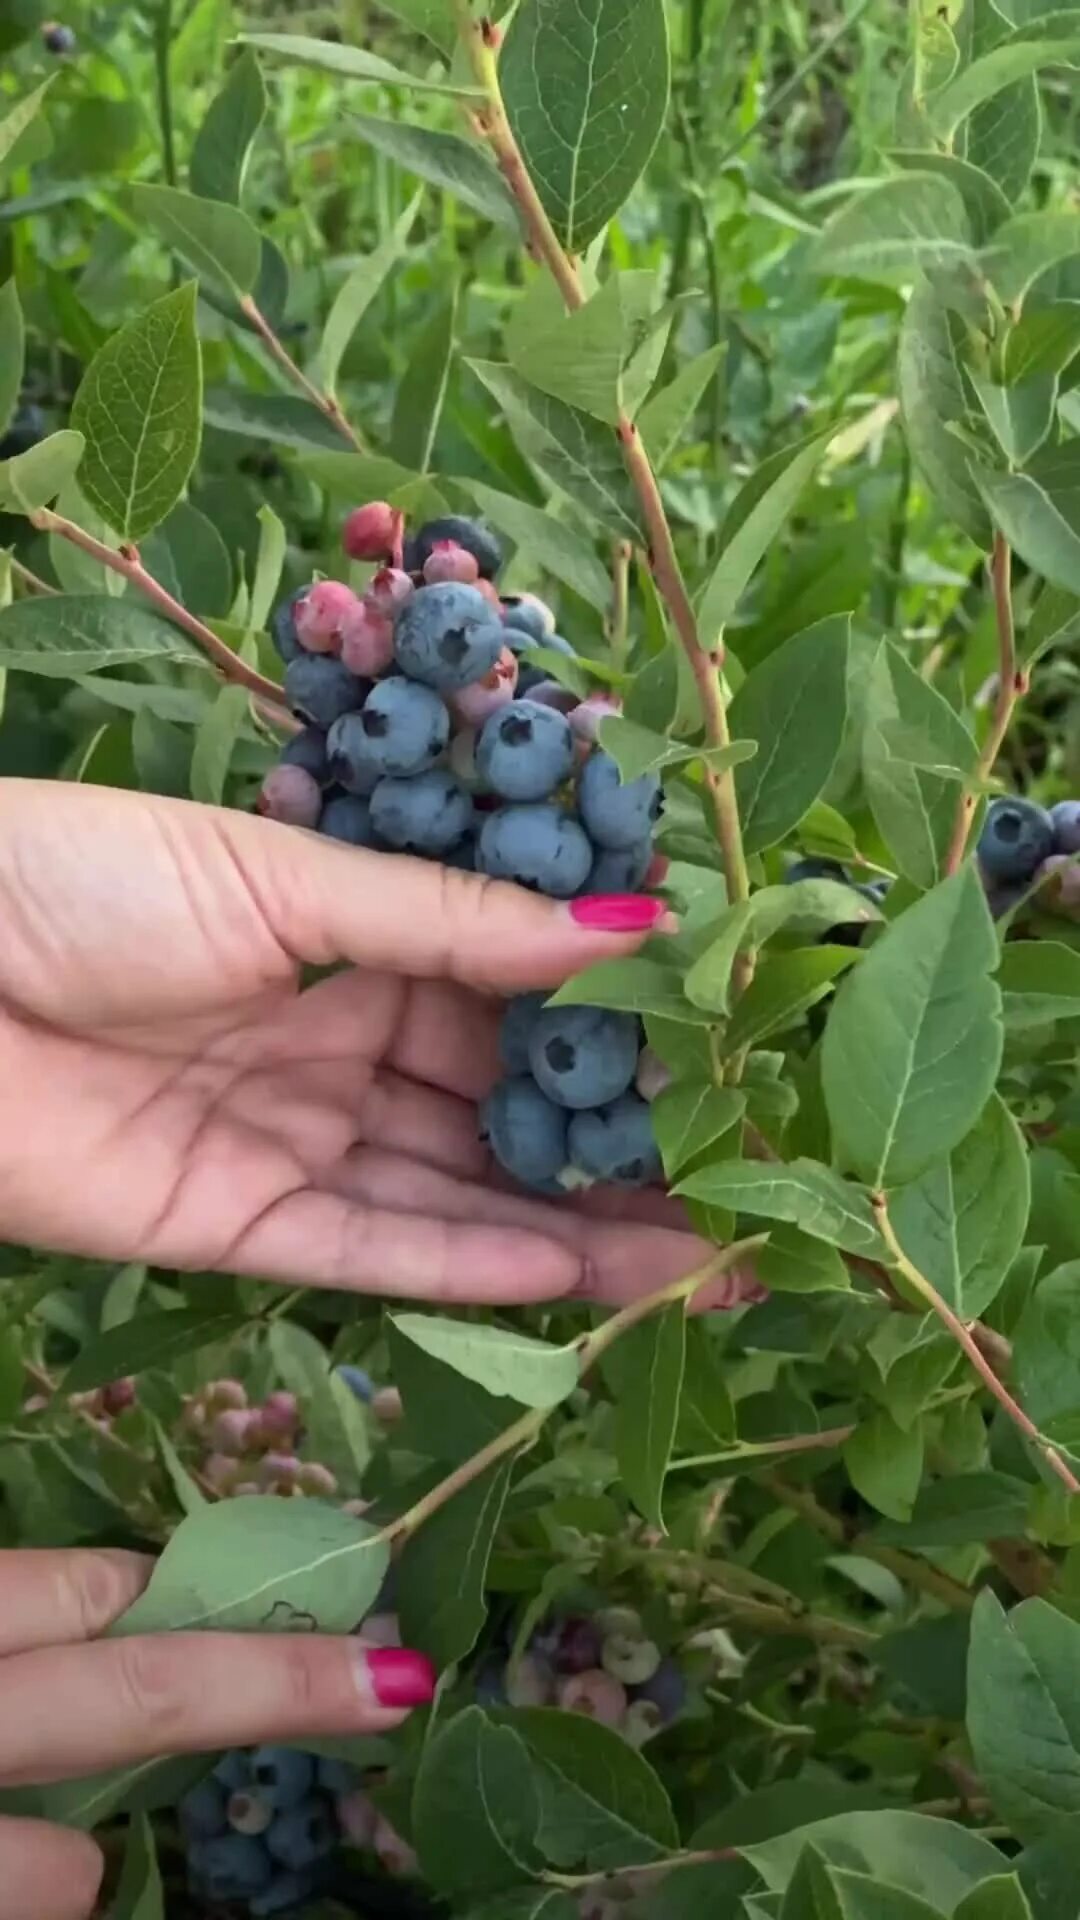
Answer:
6 0 1080 1914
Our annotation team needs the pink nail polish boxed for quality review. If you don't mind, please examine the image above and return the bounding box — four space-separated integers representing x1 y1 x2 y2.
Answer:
568 894 668 933
362 1647 437 1708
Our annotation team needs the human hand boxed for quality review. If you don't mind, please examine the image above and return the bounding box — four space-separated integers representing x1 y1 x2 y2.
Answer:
0 780 755 1308
0 1547 434 1920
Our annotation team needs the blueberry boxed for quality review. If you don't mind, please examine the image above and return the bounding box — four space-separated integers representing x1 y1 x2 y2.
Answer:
325 712 383 795
567 1093 660 1186
270 586 313 666
43 23 76 52
371 770 474 855
499 992 549 1072
578 750 663 850
394 584 505 691
541 632 576 658
250 1748 315 1812
178 1775 228 1840
227 1789 274 1836
280 725 330 785
601 1632 661 1683
445 834 477 871
212 1750 253 1793
403 515 503 580
251 1870 318 1916
477 804 593 897
318 794 378 847
0 402 46 461
516 665 549 695
502 595 554 644
527 1005 640 1110
477 700 574 802
474 1656 508 1706
316 1756 359 1794
361 676 449 777
581 840 653 894
785 856 849 884
258 765 322 829
266 1798 338 1870
633 1655 686 1721
335 1363 374 1404
284 656 369 730
478 1076 568 1188
1051 800 1080 853
555 1615 603 1674
977 796 1055 884
188 1832 273 1900
506 1651 555 1706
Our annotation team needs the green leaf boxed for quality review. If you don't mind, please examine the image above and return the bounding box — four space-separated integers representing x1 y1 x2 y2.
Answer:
844 1411 924 1523
458 480 612 611
830 1870 946 1920
638 343 726 468
928 18 1080 136
189 684 248 804
389 1313 578 1408
398 1455 514 1668
547 955 710 1022
0 79 54 174
743 1811 1004 1908
683 881 879 1015
967 1591 1080 1841
366 0 455 55
781 1845 843 1920
0 430 84 512
822 867 1002 1189
268 1322 370 1488
70 284 202 543
388 1317 520 1464
0 279 24 439
1001 939 1080 1027
727 616 850 854
861 640 975 887
1019 584 1080 667
1002 303 1080 383
970 369 1058 467
888 150 1012 245
189 47 267 202
500 1706 678 1867
983 211 1080 308
249 503 285 634
202 387 344 452
470 1894 579 1920
152 1417 206 1516
814 174 975 281
675 1158 886 1259
724 948 858 1055
897 281 993 547
413 1709 542 1897
389 285 456 474
597 713 753 783
349 113 518 229
975 443 1080 597
755 1224 850 1295
500 0 670 251
131 183 261 299
888 1096 1029 1318
110 1813 164 1920
469 360 643 538
1014 1261 1080 1447
675 1318 736 1450
954 1876 1033 1920
63 1306 249 1391
316 192 421 398
697 434 829 641
239 30 478 94
0 594 201 677
606 1302 685 1529
508 270 658 426
872 1472 1028 1547
651 1083 746 1182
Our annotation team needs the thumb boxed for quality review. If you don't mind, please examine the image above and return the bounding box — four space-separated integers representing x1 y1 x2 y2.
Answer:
226 809 676 995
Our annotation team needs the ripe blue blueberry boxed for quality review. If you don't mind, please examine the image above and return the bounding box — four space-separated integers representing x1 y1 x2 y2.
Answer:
280 725 330 785
370 770 474 855
478 1076 569 1188
178 1776 228 1841
474 1657 508 1706
1051 800 1080 854
43 23 77 52
212 1750 253 1793
404 515 503 580
477 700 574 802
977 796 1055 884
358 676 449 777
499 992 549 1072
445 834 477 871
266 1798 338 1870
785 856 849 885
633 1654 687 1721
318 794 378 848
567 1093 661 1185
578 750 663 850
581 839 653 894
325 713 383 795
394 584 505 691
501 596 554 644
477 803 593 897
250 1747 315 1812
335 1364 374 1404
527 1005 640 1111
251 1870 318 1917
316 1756 359 1794
284 656 369 730
188 1832 273 1900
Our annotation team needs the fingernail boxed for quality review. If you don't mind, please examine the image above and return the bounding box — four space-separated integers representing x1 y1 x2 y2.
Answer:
359 1647 437 1708
568 894 669 933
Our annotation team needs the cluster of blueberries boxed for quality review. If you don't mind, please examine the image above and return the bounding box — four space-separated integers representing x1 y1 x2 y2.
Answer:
181 1378 342 1501
178 1745 411 1914
261 504 661 899
475 1605 686 1748
975 794 1080 916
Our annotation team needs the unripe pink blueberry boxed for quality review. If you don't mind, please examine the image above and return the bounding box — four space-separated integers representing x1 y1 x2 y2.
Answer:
205 1379 248 1413
506 1652 555 1707
556 1615 603 1674
525 678 578 715
258 1450 301 1490
635 1047 672 1103
227 1790 273 1836
69 1389 105 1416
557 1668 628 1726
203 1452 243 1492
601 1633 661 1685
623 1699 664 1748
343 501 399 562
294 580 361 653
474 577 503 612
211 1407 259 1455
372 1385 403 1424
373 1813 419 1877
449 646 519 726
1039 854 1080 918
644 851 669 888
423 540 480 585
342 1496 372 1517
100 1377 136 1416
258 765 323 830
230 1480 261 1497
361 1611 402 1649
260 1390 299 1435
365 567 414 617
569 692 622 744
340 604 395 678
22 1394 49 1415
336 1789 378 1846
297 1461 338 1498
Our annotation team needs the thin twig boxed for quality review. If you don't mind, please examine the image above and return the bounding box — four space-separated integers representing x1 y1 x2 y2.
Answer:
609 538 631 666
10 556 58 595
762 1472 975 1612
28 507 289 707
239 297 367 453
942 534 1027 875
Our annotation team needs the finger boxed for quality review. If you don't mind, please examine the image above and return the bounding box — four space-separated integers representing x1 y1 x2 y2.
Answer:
0 1638 433 1787
0 1550 152 1658
358 1069 489 1179
0 1818 103 1920
222 807 676 994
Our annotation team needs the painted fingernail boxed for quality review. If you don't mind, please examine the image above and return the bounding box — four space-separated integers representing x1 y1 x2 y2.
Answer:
360 1647 437 1708
568 894 669 933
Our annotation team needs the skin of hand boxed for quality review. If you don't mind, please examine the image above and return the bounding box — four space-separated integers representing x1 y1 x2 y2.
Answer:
0 1547 436 1920
0 779 758 1310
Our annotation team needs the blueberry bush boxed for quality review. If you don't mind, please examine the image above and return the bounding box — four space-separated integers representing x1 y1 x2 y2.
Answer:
6 0 1080 1914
